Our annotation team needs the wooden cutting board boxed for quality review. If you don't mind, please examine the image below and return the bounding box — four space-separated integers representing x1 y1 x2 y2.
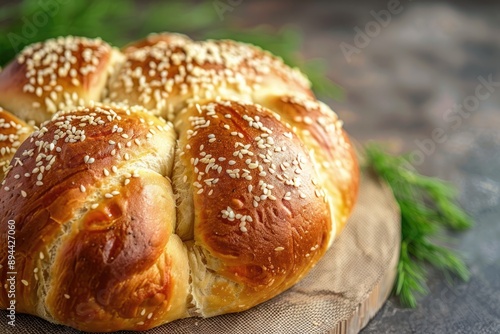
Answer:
1 167 401 334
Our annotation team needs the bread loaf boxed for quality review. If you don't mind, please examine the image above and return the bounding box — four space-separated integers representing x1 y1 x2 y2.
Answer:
0 34 358 332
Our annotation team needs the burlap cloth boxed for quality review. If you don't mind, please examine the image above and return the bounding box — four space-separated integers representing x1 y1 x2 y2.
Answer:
1 168 401 334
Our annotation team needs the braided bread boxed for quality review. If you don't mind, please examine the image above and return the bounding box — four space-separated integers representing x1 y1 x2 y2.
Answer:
0 34 359 332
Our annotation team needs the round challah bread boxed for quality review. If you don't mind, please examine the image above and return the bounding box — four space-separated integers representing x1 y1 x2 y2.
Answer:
0 34 359 332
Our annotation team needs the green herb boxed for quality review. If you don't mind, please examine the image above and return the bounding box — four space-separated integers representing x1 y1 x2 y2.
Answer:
0 0 218 64
0 0 342 99
365 144 472 308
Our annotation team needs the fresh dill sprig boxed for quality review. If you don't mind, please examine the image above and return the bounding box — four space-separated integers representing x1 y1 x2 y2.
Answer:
365 144 472 308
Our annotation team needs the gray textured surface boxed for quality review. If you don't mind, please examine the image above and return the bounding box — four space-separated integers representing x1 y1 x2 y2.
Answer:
363 131 500 333
234 1 500 333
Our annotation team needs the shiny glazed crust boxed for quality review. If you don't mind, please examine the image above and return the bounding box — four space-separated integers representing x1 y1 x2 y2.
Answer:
0 36 123 124
0 108 33 180
0 34 359 332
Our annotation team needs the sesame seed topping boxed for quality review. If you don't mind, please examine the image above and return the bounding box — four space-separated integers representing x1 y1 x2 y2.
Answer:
13 37 112 119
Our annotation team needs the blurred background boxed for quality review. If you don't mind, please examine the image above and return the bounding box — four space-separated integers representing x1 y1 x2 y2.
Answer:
1 0 499 332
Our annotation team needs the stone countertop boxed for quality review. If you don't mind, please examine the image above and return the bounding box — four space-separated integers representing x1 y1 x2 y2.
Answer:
231 0 500 332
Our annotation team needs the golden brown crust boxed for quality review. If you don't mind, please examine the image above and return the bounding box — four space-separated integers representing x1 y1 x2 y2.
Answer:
107 39 313 121
0 104 188 331
0 108 33 180
0 37 122 124
258 94 359 235
47 172 188 331
0 34 359 332
174 100 331 316
122 32 192 53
